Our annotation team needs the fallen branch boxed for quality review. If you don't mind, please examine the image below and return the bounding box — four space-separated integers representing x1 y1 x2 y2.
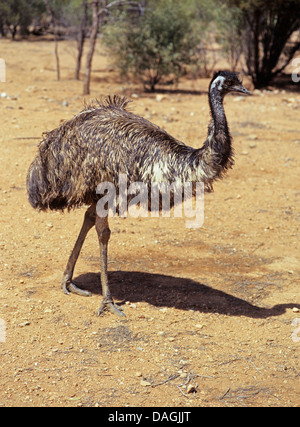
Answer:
151 373 179 388
11 137 40 140
219 386 231 400
219 386 269 401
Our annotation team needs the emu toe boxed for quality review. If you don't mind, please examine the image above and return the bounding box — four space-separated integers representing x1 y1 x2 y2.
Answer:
62 278 92 297
97 298 126 317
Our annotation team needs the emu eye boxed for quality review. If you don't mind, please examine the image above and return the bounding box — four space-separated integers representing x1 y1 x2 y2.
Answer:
227 81 232 86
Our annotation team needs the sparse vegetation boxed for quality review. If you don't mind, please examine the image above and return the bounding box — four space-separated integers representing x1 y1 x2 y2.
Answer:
224 0 300 88
0 0 299 90
102 0 200 91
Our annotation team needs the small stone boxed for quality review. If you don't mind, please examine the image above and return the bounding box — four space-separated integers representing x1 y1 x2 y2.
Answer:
18 321 30 327
233 96 245 102
292 307 300 313
249 142 257 148
140 380 151 387
187 384 197 394
135 372 142 377
156 94 166 102
195 324 204 329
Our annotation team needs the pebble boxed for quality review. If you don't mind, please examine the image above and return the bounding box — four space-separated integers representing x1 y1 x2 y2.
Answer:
292 307 300 313
233 96 245 102
129 303 136 308
187 384 197 394
156 94 166 102
195 324 204 329
140 380 151 387
25 86 37 92
18 321 30 327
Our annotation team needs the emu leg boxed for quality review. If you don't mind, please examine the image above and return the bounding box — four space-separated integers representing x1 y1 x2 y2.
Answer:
61 204 96 297
95 215 125 317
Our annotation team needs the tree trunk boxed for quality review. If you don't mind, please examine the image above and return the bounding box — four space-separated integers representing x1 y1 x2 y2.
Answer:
44 0 60 81
83 0 99 95
243 3 300 88
75 0 88 80
11 24 17 40
54 33 60 81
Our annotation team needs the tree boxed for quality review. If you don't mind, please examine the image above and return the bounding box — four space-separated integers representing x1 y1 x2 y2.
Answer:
44 0 61 80
75 0 88 80
103 0 201 91
214 2 244 70
82 0 140 95
83 0 99 95
227 0 300 88
43 0 77 81
0 0 45 39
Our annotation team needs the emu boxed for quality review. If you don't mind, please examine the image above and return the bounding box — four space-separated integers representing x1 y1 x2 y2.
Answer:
27 71 251 317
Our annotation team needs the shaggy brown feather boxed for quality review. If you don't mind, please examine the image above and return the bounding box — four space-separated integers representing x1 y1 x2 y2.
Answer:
27 88 234 212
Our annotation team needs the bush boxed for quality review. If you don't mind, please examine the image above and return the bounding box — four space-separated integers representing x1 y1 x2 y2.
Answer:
102 0 200 91
224 0 300 88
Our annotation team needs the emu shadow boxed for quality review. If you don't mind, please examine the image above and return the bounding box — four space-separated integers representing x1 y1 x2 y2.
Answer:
72 271 299 319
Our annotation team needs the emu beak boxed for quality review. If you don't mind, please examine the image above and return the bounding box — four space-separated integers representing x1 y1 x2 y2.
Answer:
234 85 252 95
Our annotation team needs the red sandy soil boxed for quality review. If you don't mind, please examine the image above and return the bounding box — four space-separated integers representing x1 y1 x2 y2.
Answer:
0 39 299 407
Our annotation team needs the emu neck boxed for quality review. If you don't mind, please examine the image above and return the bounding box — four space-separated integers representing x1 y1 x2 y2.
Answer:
209 87 229 141
205 87 232 170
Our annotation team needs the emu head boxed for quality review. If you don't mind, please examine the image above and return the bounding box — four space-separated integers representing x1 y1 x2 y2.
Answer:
210 71 251 96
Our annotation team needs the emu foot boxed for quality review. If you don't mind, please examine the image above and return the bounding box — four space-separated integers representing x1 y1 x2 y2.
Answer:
61 277 92 297
97 298 125 317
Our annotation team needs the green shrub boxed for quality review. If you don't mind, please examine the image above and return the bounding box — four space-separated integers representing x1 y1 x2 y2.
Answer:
103 0 200 91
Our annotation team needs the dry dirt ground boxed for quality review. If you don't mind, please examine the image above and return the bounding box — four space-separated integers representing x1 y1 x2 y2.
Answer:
0 39 299 407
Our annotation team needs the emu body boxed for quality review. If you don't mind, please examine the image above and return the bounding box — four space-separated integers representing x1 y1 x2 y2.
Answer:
27 71 250 316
